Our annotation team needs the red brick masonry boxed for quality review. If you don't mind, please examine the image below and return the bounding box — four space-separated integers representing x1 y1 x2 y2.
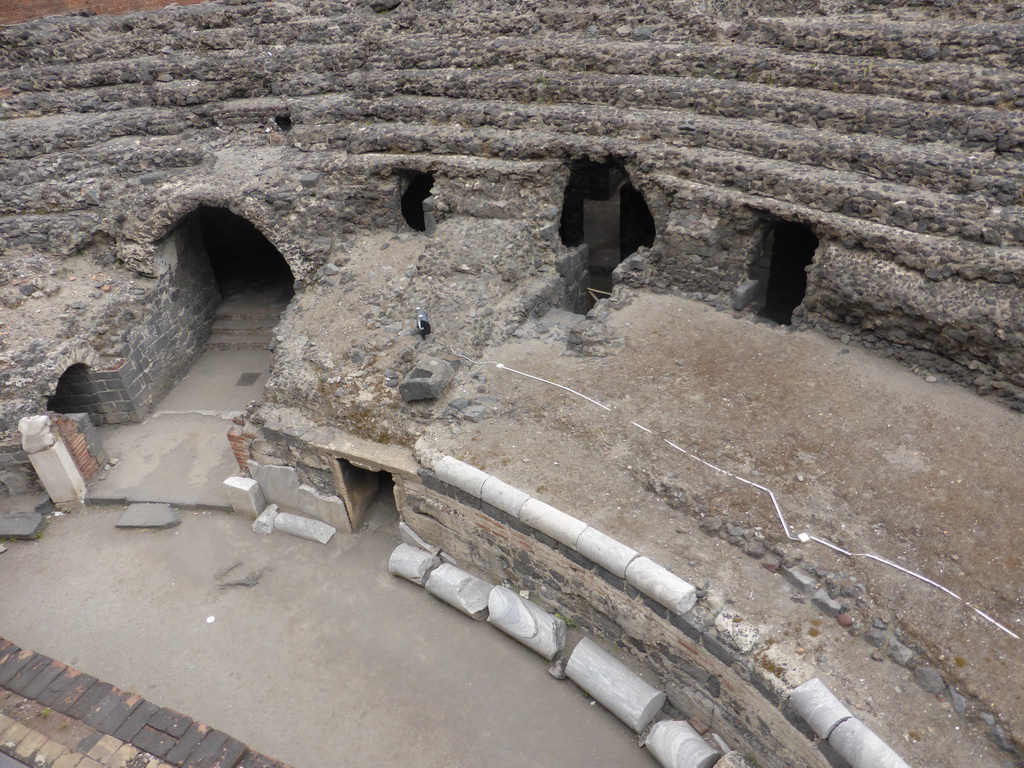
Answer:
1 0 208 27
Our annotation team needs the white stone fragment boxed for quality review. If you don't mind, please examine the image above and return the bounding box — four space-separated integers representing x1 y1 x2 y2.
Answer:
644 720 720 768
625 556 697 615
487 585 566 660
434 456 490 498
252 504 280 535
424 563 492 619
19 415 56 453
565 637 666 733
399 521 440 554
19 415 85 503
273 511 337 544
828 718 911 768
223 476 266 518
789 678 853 740
575 527 639 577
518 498 587 548
389 543 441 586
479 476 531 517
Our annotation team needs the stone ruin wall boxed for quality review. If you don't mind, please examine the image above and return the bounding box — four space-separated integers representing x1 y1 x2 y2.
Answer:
1 0 1023 496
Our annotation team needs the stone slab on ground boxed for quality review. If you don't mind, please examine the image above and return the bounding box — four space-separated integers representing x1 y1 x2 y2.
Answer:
0 513 46 539
115 504 181 530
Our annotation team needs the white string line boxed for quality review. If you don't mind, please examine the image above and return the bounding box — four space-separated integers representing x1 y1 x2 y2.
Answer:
450 347 1020 641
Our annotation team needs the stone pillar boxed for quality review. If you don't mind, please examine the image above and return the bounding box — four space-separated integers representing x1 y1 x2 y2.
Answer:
18 415 86 503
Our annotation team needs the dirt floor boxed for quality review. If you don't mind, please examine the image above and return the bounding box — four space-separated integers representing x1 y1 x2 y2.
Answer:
0 509 660 768
422 288 1024 767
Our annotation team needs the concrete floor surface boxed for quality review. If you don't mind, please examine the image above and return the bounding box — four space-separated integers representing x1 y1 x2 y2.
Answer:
89 348 272 508
0 510 658 768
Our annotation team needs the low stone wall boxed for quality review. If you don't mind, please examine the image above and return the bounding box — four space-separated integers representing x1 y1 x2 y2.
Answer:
399 455 917 768
401 458 828 768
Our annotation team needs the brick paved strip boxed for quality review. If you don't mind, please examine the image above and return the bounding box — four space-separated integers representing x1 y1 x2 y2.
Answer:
148 708 193 738
133 725 177 758
36 668 86 708
112 700 159 742
67 682 114 721
21 661 67 701
0 650 36 686
50 673 99 715
164 722 211 766
7 655 54 696
0 642 17 665
182 730 246 768
0 637 291 768
84 690 140 732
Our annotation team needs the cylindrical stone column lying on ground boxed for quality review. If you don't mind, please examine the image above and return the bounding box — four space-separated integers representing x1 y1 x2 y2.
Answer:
518 498 587 548
644 720 720 768
424 563 492 619
575 527 639 577
479 475 531 517
389 543 441 586
435 456 490 497
565 637 666 733
624 556 697 615
828 718 911 768
486 585 566 660
273 512 337 544
788 678 853 739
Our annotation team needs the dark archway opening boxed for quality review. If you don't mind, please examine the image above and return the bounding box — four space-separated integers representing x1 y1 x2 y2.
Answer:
559 159 655 304
336 458 398 530
759 221 818 325
191 206 294 298
275 114 293 132
401 172 435 232
47 363 97 416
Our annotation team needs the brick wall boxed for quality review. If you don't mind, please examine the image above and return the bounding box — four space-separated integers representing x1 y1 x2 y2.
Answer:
1 0 208 26
51 414 103 482
227 421 257 474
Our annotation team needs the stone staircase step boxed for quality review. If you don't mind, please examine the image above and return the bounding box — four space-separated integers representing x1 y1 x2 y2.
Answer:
740 16 1024 67
206 333 273 350
209 317 278 335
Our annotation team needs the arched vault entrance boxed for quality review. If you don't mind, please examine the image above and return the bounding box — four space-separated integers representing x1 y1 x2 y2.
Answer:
180 206 295 350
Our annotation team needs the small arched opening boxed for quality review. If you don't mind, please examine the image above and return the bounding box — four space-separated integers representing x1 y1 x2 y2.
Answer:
754 220 819 325
47 363 97 416
559 159 656 306
47 362 139 425
401 172 436 232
